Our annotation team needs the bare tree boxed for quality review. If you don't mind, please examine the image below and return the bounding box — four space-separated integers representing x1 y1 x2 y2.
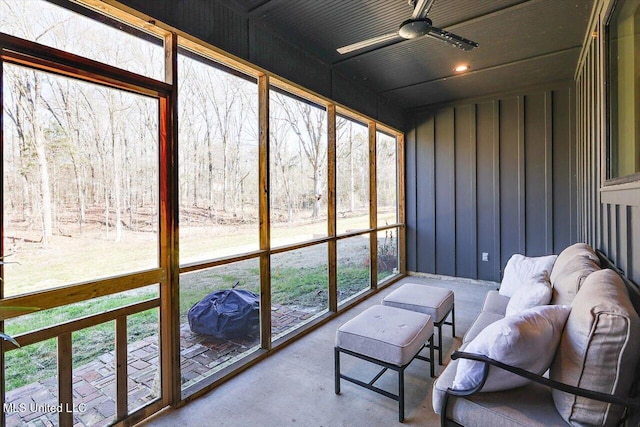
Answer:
270 115 297 221
272 92 327 218
337 119 368 213
5 67 54 247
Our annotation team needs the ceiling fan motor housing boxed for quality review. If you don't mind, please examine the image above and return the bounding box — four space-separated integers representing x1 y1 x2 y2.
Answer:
399 18 433 39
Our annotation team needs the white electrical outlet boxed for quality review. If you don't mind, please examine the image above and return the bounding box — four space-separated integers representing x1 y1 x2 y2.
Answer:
482 252 489 262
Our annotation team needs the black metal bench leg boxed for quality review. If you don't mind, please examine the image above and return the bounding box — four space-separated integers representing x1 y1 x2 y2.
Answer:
335 347 341 394
335 336 432 423
451 305 456 337
438 324 443 365
398 368 405 423
429 335 435 377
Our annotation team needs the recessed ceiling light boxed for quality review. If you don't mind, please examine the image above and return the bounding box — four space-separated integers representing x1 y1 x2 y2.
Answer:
454 64 470 73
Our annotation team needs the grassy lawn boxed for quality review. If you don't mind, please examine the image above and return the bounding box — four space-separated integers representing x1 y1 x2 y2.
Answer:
3 211 398 391
5 264 378 391
4 294 158 391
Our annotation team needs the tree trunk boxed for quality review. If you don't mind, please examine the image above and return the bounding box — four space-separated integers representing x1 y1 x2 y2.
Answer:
32 76 53 248
313 168 321 218
349 125 355 212
207 127 214 215
113 139 123 242
34 135 53 247
222 133 228 212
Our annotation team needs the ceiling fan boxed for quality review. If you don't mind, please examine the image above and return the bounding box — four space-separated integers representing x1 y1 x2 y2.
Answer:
336 0 478 54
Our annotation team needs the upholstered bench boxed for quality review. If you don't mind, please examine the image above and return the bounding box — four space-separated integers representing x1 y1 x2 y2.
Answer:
382 283 455 364
335 304 435 422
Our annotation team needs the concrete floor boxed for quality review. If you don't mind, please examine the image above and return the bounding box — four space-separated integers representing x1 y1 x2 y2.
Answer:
139 275 496 427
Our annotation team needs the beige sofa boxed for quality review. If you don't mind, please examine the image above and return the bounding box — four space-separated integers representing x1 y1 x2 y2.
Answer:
433 243 640 426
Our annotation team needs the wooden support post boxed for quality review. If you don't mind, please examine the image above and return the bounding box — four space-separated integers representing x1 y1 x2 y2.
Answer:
369 122 378 290
397 133 407 275
0 339 4 427
328 104 338 312
58 333 73 427
258 74 272 350
116 317 128 420
160 32 181 406
0 59 5 427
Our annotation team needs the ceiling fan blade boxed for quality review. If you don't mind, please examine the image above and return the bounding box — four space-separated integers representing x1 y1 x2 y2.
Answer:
427 26 479 51
411 0 436 20
337 32 402 54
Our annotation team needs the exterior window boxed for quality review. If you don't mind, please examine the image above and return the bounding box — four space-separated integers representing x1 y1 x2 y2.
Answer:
607 0 640 181
177 49 259 264
336 115 369 235
269 89 328 246
177 50 260 394
271 244 329 341
0 0 164 80
337 234 370 306
2 63 159 296
376 130 399 225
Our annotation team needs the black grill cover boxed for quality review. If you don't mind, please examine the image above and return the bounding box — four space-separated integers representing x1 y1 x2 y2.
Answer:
188 289 259 339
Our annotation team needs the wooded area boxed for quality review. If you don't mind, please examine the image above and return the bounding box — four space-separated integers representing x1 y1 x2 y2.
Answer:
1 0 398 296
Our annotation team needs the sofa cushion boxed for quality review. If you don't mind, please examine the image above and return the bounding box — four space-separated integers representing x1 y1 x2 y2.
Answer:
505 271 552 317
481 290 510 316
434 347 568 426
433 355 460 414
551 267 598 306
549 243 600 305
500 254 558 297
453 305 571 392
550 269 640 426
434 367 569 427
549 243 599 282
463 311 503 344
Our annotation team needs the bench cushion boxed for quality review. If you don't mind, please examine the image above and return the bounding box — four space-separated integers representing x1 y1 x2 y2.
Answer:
550 269 640 426
335 305 433 366
382 283 454 323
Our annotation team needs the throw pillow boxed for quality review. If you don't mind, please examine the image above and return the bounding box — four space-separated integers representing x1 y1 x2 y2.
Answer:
500 254 558 297
452 304 571 392
505 271 552 317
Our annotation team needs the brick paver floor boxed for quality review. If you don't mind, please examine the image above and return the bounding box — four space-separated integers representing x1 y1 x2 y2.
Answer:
5 304 318 427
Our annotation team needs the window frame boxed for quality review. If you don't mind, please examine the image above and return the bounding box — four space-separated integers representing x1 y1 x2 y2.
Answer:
604 0 640 186
601 0 640 207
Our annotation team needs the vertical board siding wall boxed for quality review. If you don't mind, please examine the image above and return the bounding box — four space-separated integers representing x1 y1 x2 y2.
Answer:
577 0 640 286
406 87 578 282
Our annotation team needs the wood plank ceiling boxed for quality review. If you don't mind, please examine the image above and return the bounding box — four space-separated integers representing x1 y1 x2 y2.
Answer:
221 0 594 109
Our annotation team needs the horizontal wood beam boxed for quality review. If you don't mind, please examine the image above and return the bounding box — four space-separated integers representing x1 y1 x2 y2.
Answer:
0 269 164 320
3 299 159 350
1 34 171 97
179 250 266 273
